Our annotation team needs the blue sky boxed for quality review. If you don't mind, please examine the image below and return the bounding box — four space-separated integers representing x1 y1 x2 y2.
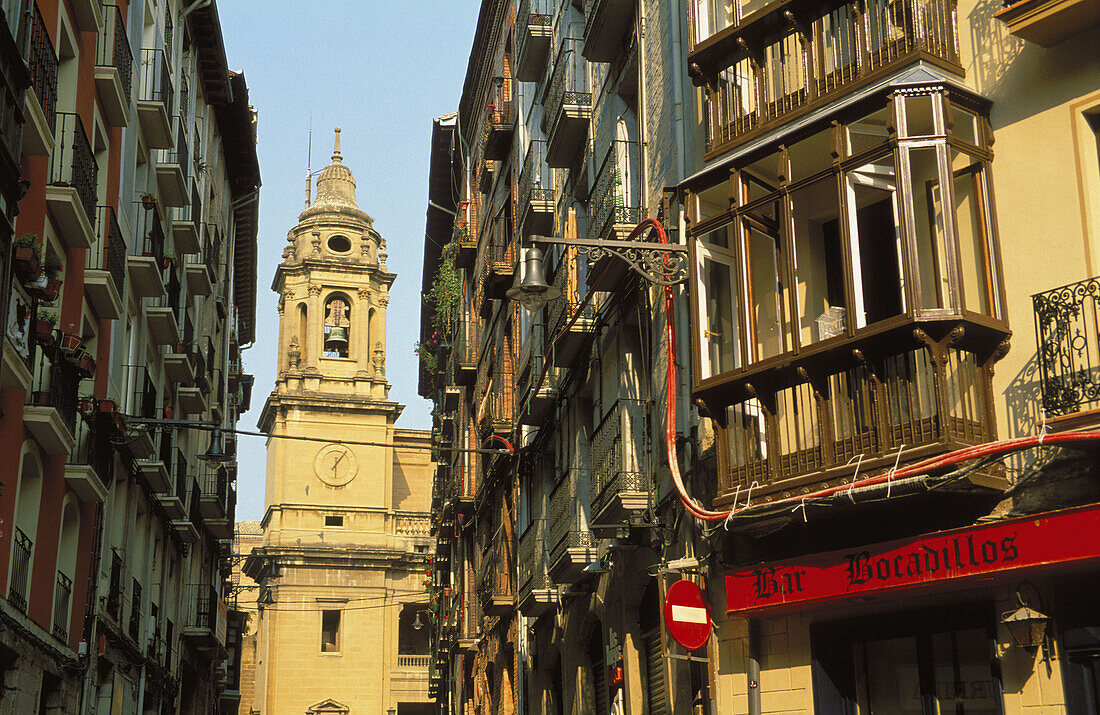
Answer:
217 2 477 520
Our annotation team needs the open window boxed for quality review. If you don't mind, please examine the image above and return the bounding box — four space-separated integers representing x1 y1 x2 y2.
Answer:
323 294 351 358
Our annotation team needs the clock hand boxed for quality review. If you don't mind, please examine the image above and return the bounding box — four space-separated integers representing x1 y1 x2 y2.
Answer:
331 452 345 473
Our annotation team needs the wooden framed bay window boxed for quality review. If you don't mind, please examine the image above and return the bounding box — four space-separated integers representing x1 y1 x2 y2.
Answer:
687 84 1010 501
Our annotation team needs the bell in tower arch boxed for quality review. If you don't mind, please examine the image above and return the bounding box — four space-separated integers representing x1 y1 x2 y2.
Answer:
323 295 351 358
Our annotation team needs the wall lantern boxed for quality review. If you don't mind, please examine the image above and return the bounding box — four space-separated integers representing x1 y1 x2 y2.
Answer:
1001 592 1050 651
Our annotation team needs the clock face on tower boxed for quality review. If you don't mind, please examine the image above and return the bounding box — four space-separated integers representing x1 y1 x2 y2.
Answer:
314 443 358 486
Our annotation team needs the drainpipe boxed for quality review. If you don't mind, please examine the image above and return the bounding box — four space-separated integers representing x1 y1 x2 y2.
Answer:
747 619 762 715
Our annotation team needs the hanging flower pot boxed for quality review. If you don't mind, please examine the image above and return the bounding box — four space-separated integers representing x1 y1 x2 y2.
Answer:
27 277 62 302
74 353 96 379
32 390 51 406
32 319 55 345
78 397 96 414
13 245 41 283
141 193 157 211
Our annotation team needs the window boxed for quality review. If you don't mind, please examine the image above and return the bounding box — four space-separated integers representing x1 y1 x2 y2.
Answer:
321 610 341 653
323 295 351 358
324 515 343 527
812 605 1003 714
327 234 351 253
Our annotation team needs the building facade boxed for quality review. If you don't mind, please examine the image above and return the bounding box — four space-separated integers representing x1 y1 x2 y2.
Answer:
243 131 435 715
0 0 259 712
423 0 1099 713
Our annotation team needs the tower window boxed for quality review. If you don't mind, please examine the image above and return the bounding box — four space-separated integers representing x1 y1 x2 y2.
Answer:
324 515 344 527
321 610 341 652
327 234 351 253
323 295 351 358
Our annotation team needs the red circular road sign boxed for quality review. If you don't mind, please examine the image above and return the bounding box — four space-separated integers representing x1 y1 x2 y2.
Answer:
663 579 711 650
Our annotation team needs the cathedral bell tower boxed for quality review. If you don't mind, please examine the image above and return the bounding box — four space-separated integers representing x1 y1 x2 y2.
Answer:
259 127 400 538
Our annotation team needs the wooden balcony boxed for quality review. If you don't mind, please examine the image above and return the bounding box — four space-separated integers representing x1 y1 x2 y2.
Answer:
582 0 635 62
995 0 1100 46
590 398 653 533
690 0 962 157
547 469 599 584
544 38 591 168
707 322 1004 505
516 0 553 81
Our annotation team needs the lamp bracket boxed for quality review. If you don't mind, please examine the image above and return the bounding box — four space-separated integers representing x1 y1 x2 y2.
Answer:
530 235 690 286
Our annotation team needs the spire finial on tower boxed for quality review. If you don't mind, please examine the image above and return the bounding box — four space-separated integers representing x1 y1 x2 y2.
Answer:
332 127 342 164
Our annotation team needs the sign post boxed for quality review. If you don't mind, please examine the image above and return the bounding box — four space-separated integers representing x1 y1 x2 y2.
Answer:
663 579 711 651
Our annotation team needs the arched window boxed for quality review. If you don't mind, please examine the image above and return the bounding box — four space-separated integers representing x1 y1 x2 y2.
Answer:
323 295 351 358
53 499 79 642
297 303 308 364
10 448 43 612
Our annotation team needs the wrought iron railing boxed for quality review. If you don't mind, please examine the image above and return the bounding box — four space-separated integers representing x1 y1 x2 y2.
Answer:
519 139 553 225
476 536 512 604
186 584 216 630
545 255 601 340
95 3 133 104
590 398 651 516
517 0 553 61
137 48 174 117
175 451 189 504
156 118 189 181
545 37 590 135
70 407 112 488
106 549 123 620
128 578 142 641
29 346 80 437
703 0 960 151
163 12 173 58
8 527 32 613
1034 276 1100 417
547 468 597 571
200 465 229 510
52 571 72 642
518 519 553 602
138 205 167 267
49 113 99 224
589 139 643 240
486 364 515 430
89 206 127 298
27 3 56 128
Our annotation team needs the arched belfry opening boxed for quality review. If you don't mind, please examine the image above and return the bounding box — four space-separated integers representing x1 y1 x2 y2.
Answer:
323 294 351 358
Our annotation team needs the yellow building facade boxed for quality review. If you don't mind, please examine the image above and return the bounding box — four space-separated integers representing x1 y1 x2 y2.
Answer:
243 130 435 715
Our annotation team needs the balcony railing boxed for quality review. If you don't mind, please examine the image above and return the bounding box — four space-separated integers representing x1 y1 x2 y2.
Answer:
128 578 142 641
139 205 166 267
89 206 127 298
476 536 513 611
1034 276 1100 417
185 584 216 630
27 3 57 128
545 256 601 346
590 398 652 522
8 527 32 613
137 48 174 117
52 571 72 642
589 139 642 240
49 112 99 224
95 3 133 104
547 468 598 582
396 654 431 668
156 118 189 181
698 0 960 153
106 549 123 620
516 0 553 81
70 407 112 488
519 139 554 233
29 346 80 437
544 37 591 166
518 519 553 606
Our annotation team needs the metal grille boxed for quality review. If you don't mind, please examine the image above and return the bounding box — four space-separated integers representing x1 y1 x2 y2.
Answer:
590 398 651 516
52 571 72 642
545 37 590 135
589 139 643 240
1034 276 1100 417
27 4 56 128
95 4 133 103
8 527 32 613
547 469 596 573
89 206 128 298
49 113 99 224
138 49 175 117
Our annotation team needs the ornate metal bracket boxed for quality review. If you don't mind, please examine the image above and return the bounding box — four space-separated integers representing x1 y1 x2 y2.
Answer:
529 235 690 286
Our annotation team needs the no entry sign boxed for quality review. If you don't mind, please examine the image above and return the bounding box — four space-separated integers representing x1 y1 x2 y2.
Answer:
663 579 711 650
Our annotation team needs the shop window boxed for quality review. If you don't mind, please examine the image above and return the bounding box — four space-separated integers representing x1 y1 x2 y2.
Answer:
321 609 341 653
812 605 1003 714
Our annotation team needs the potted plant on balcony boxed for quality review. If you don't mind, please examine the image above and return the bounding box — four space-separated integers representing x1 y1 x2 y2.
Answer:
27 254 63 302
33 308 57 346
74 352 96 379
141 193 157 211
59 324 82 356
12 234 41 282
162 251 176 271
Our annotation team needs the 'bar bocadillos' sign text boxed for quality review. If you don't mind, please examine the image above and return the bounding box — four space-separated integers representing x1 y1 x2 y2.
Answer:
725 505 1100 614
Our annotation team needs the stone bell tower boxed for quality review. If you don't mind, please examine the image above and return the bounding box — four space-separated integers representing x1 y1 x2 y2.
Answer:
247 129 434 714
261 126 399 523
